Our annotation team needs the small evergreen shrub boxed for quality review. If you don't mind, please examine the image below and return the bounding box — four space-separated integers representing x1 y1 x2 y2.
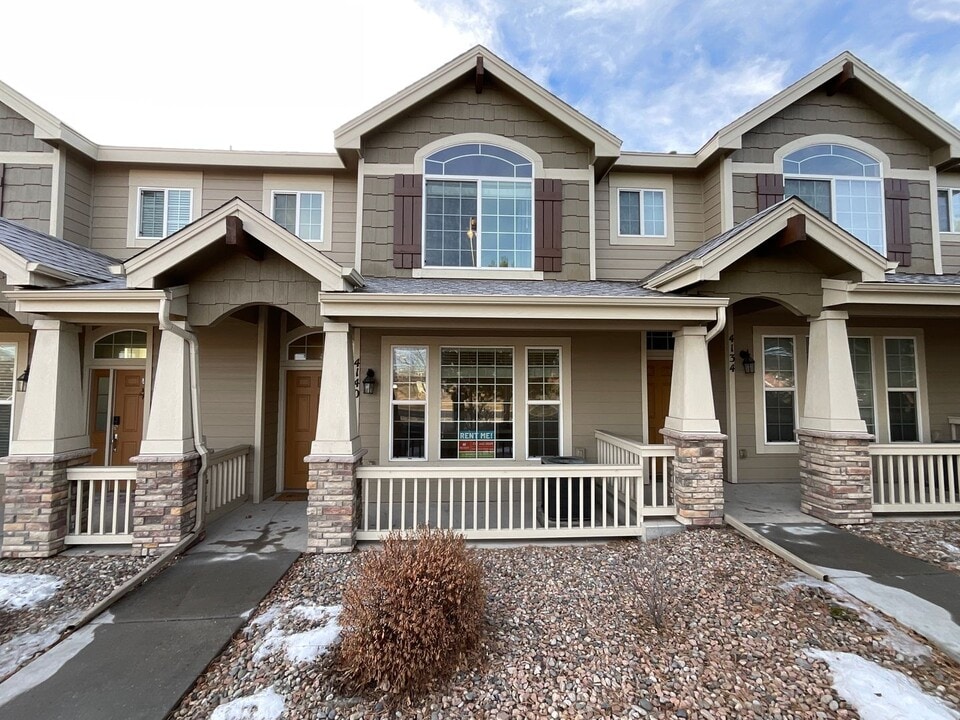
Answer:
338 527 485 702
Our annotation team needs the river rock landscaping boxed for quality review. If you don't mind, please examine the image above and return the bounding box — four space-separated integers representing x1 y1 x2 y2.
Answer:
172 529 960 720
845 519 960 574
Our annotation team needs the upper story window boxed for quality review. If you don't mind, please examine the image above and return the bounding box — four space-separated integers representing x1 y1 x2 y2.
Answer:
938 188 960 234
138 188 192 240
423 144 534 269
273 191 324 242
783 144 884 253
618 189 666 237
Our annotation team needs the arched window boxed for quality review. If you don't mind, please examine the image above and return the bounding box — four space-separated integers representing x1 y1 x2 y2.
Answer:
783 144 884 253
287 333 324 361
94 330 148 359
423 143 534 269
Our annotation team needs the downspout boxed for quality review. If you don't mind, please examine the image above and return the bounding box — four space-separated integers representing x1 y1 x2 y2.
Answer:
159 294 209 534
705 305 727 343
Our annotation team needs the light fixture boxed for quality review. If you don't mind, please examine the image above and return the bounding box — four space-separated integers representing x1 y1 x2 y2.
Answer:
739 350 756 375
362 368 377 395
16 367 29 392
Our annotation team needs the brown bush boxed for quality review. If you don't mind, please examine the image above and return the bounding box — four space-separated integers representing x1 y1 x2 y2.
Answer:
338 527 485 702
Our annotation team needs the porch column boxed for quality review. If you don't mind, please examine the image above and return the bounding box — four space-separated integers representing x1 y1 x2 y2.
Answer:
661 326 727 527
305 321 364 554
130 322 199 556
798 310 873 525
3 320 93 558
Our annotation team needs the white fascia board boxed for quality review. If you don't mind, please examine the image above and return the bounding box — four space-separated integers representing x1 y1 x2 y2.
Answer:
7 287 187 317
615 152 700 170
97 146 345 169
822 279 960 307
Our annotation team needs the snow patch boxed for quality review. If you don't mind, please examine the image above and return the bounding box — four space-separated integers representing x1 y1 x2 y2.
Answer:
939 541 960 557
0 574 62 611
250 604 341 665
210 686 285 720
0 618 94 706
807 650 959 720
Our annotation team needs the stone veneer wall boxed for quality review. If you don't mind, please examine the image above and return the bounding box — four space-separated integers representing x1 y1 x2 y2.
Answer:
661 429 726 527
131 453 200 556
797 430 873 525
306 454 362 553
1 448 95 558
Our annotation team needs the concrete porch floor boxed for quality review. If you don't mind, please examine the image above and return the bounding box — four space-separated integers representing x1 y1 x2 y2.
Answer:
723 482 823 524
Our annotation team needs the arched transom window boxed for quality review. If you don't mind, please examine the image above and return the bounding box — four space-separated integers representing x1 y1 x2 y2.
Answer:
423 143 534 269
783 144 884 253
287 333 324 361
94 330 148 359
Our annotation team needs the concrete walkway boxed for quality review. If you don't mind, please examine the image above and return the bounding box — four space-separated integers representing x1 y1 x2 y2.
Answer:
0 500 306 720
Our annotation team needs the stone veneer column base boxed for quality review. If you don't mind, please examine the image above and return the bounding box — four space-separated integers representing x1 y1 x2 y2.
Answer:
305 451 365 554
797 429 873 525
661 429 727 528
2 448 96 558
130 452 200 556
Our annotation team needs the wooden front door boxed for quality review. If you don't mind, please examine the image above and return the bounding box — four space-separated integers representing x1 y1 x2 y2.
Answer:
284 370 321 491
88 368 145 466
646 360 673 444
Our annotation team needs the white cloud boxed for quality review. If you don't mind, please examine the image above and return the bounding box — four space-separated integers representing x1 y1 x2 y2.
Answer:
909 0 960 23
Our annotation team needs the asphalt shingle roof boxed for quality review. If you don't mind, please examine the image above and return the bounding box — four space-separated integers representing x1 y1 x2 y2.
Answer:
0 216 116 283
881 273 960 285
356 277 669 297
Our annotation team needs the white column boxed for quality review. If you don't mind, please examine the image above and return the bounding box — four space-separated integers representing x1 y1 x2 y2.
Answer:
139 322 195 455
311 322 360 457
663 326 721 434
800 310 867 434
10 320 86 455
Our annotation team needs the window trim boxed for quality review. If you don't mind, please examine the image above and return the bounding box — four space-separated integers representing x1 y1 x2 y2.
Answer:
270 190 326 243
127 170 202 249
379 336 572 465
616 188 667 239
609 173 675 246
938 187 960 235
882 336 923 443
388 345 429 462
262 174 334 250
136 187 194 241
525 346 563 460
760 334 800 447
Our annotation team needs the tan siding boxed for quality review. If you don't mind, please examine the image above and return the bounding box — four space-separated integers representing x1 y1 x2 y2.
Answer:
362 78 590 169
201 170 262 214
923 319 960 442
0 164 51 232
733 173 758 225
733 90 931 169
329 174 357 267
360 175 396 278
62 150 94 246
595 173 705 280
560 180 590 280
357 328 382 464
0 102 51 153
702 161 723 239
700 253 826 318
197 317 258 450
89 165 131 258
261 308 282 499
905 180 934 274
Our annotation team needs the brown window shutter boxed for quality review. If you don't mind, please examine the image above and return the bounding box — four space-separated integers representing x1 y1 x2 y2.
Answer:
0 163 5 213
534 178 563 273
757 173 784 211
393 174 422 269
884 178 911 266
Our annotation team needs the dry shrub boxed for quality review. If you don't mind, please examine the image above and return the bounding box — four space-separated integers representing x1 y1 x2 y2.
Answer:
631 549 675 631
338 527 485 702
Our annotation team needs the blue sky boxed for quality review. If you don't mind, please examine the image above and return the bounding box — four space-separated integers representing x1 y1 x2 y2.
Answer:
3 0 959 152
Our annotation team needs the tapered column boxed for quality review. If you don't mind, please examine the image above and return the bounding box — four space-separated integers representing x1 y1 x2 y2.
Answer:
139 322 194 455
306 322 363 553
798 310 873 525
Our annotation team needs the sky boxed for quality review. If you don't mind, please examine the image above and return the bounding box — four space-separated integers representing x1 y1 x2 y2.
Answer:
2 0 960 154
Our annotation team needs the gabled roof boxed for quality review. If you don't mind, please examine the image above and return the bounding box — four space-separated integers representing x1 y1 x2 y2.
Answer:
703 51 960 167
122 197 359 291
643 197 892 292
0 79 99 158
0 216 116 287
334 45 622 161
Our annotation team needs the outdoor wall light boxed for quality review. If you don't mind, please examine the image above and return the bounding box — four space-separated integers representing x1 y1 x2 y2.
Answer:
16 367 29 392
362 368 377 395
739 350 756 375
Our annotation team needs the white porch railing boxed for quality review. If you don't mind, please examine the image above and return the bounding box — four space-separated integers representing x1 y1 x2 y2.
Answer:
869 444 960 513
65 467 136 544
357 464 663 540
595 430 675 512
205 445 252 520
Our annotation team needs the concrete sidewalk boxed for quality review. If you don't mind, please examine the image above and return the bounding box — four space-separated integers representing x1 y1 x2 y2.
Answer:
0 500 305 720
752 522 960 664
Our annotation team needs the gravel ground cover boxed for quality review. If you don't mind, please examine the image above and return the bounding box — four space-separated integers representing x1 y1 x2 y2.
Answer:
0 553 151 679
844 519 960 573
172 529 960 720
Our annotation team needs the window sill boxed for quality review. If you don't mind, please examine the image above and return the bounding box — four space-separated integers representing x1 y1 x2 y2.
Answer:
940 232 960 240
413 268 545 280
753 442 799 455
610 234 675 247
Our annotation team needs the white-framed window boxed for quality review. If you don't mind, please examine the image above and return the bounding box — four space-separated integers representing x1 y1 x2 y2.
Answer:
94 330 148 360
848 337 876 436
938 188 960 234
783 143 884 253
272 191 324 242
390 347 428 460
526 347 561 458
617 189 666 237
0 342 17 458
884 337 920 442
423 143 534 269
761 336 797 444
137 188 192 240
287 333 324 361
440 347 514 459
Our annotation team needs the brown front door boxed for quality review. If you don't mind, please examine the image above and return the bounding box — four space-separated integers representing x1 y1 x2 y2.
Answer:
284 370 321 491
646 360 672 444
88 369 145 466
